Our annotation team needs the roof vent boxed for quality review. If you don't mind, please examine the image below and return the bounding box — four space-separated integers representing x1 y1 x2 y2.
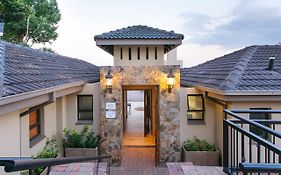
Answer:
266 57 275 71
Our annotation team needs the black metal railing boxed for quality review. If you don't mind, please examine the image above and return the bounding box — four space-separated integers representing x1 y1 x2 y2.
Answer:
0 155 111 175
223 109 281 174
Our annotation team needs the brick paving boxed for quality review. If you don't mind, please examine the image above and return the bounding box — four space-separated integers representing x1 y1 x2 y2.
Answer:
111 147 169 175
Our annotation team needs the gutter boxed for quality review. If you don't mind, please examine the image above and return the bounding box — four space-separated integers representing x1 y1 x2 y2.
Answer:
0 81 86 106
190 85 281 96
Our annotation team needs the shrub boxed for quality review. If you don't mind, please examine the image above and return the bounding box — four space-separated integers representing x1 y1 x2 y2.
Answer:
21 137 59 175
63 126 100 148
183 137 216 151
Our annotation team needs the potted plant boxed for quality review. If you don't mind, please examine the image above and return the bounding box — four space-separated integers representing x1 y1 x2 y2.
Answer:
63 126 100 157
182 137 219 166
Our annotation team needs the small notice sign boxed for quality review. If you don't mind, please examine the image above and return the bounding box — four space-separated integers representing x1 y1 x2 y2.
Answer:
106 111 116 119
106 102 116 110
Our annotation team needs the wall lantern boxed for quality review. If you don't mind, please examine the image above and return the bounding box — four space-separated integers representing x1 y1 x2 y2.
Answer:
105 70 113 93
167 69 175 93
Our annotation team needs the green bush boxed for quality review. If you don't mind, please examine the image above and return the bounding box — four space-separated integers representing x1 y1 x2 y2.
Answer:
21 137 59 175
183 137 216 151
63 126 100 148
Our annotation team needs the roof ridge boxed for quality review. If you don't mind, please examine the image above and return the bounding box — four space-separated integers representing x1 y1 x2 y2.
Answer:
219 46 258 90
0 41 5 97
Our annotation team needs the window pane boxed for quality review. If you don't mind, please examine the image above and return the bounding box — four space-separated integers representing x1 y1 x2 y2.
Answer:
29 111 37 126
79 96 93 110
188 95 204 110
29 127 39 140
249 108 271 140
187 112 204 120
79 112 93 120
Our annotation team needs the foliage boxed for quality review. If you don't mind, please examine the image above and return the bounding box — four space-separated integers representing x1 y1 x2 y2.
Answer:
63 126 100 148
183 137 216 152
21 137 59 175
0 0 61 45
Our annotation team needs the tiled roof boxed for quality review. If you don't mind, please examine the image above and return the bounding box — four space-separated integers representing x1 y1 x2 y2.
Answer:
181 45 281 92
94 25 184 40
0 41 99 97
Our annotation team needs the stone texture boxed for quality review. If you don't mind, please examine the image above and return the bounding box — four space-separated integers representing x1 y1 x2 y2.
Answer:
100 65 180 166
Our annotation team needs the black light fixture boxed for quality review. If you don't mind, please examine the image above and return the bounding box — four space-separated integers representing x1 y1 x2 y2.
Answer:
105 70 113 93
167 69 175 93
0 20 4 36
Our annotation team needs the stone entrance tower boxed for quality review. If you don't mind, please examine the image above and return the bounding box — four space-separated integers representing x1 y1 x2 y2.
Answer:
94 25 184 166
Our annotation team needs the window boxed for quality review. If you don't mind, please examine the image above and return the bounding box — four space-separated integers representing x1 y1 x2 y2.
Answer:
137 47 140 60
128 48 131 60
29 109 42 141
146 47 149 60
155 47 157 60
77 95 93 121
187 94 205 120
250 108 271 140
120 48 123 60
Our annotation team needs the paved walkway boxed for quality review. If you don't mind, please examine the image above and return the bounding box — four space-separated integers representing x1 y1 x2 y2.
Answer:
111 147 169 175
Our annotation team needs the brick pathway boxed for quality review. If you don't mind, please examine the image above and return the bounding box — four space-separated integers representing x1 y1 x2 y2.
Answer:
111 147 169 175
49 162 108 175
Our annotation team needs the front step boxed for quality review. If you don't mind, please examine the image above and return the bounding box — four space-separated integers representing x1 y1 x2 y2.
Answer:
166 162 225 175
49 162 108 175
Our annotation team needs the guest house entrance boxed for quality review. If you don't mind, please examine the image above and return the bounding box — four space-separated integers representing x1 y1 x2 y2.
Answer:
122 85 160 166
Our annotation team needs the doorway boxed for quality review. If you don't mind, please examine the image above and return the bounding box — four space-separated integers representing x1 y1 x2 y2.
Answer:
122 85 160 166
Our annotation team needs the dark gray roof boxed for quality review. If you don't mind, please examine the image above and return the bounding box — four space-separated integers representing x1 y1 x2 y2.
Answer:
181 45 281 92
0 41 99 97
94 25 184 40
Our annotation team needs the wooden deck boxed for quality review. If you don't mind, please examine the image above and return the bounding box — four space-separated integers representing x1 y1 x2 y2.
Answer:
166 162 226 175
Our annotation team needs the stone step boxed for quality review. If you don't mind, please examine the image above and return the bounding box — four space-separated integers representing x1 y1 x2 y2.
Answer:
166 162 226 175
49 162 108 175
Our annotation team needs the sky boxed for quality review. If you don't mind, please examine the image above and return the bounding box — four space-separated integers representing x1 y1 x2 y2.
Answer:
51 0 281 67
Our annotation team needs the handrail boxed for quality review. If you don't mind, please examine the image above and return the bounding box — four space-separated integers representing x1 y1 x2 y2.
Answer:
231 109 281 114
240 163 281 173
224 110 281 139
230 119 281 124
225 120 281 154
0 155 111 172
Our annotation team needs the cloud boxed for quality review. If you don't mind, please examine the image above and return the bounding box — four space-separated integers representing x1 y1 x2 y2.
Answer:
182 1 281 47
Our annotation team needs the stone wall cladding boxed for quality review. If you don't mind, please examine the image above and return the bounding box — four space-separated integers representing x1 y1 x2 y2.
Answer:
100 65 180 166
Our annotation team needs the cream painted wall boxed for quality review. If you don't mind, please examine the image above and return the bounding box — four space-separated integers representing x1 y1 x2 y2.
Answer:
0 111 20 175
165 48 183 67
113 45 164 66
65 83 100 134
20 102 57 157
180 87 216 146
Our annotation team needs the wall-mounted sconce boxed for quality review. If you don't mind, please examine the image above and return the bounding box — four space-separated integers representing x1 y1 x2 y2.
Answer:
167 69 175 93
105 70 113 93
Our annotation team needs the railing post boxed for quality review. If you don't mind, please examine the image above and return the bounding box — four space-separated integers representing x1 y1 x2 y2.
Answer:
223 119 229 173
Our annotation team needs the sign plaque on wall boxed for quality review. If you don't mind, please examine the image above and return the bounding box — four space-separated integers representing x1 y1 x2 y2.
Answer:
106 111 116 119
106 102 116 110
106 102 116 119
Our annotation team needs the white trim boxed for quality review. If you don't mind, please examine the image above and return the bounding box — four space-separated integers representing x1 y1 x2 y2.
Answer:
95 39 182 46
0 81 86 106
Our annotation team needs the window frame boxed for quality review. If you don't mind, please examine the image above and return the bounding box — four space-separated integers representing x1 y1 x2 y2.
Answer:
187 94 205 120
29 108 45 147
249 108 271 140
77 95 93 121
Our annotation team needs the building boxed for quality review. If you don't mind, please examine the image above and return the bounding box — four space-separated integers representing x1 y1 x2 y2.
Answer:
0 25 280 174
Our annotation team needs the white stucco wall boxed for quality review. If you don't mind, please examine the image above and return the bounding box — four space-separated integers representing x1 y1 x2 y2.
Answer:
165 48 183 67
113 45 164 66
65 83 100 133
180 87 216 146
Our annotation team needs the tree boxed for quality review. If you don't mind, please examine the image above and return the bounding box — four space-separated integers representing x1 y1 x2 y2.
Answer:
0 0 61 45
